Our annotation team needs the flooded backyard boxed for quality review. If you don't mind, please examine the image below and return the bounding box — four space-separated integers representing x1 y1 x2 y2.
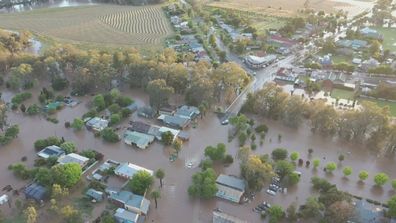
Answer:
0 82 394 223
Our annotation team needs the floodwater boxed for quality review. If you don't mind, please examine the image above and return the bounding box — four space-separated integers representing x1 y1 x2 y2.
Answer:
0 0 95 13
0 81 395 223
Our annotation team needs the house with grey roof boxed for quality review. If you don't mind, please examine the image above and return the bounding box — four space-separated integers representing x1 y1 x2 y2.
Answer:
85 188 104 202
213 209 248 223
175 105 200 120
158 114 190 129
109 191 150 215
123 130 155 149
215 174 246 203
37 145 65 159
85 117 109 132
57 153 89 167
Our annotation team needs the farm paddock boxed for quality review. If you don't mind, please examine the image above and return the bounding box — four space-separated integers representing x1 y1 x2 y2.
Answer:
0 5 173 48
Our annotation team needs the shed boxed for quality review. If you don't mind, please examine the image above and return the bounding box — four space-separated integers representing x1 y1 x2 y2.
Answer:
158 114 190 129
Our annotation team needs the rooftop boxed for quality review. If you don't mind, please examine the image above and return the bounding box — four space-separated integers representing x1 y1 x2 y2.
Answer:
216 175 246 192
123 130 155 149
57 153 89 166
37 145 65 159
114 163 154 179
114 208 139 223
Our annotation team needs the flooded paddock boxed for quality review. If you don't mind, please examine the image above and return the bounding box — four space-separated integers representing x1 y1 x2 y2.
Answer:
0 84 395 223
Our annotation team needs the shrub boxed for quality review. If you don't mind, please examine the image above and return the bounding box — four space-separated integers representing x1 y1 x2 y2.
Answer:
251 143 257 150
374 173 389 186
255 124 268 133
101 128 119 143
223 154 234 165
359 171 369 181
60 142 76 154
121 108 132 118
290 152 299 161
238 132 247 146
82 109 97 119
272 148 288 161
116 96 133 107
26 104 40 115
71 118 84 131
109 113 121 126
11 92 32 105
343 166 352 177
313 159 320 168
52 77 69 91
5 125 19 138
108 103 121 114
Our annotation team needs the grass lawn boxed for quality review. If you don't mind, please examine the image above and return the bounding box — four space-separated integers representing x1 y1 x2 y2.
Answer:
372 26 396 52
360 99 396 117
331 88 355 100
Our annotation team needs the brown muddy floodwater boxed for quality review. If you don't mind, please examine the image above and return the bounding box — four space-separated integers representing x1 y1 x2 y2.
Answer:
0 84 395 223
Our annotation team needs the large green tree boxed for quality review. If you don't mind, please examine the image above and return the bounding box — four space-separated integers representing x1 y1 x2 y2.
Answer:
146 79 174 112
128 170 154 195
51 163 82 188
188 168 218 199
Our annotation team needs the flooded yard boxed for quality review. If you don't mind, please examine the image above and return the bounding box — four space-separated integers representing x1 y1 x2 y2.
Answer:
0 84 395 223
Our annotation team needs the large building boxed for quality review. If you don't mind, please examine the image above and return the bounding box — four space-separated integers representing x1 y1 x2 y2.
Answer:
245 55 277 69
215 175 246 203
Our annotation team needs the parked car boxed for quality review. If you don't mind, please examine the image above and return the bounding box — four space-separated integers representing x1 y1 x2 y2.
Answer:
266 189 276 196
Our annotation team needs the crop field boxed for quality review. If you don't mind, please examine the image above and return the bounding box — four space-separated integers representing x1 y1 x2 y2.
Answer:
0 5 173 48
208 0 354 17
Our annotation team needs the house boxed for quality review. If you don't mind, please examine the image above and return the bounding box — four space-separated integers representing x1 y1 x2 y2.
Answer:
267 35 297 48
319 55 332 68
37 145 65 159
57 153 89 167
159 107 175 116
158 114 190 129
114 208 140 223
215 175 246 203
109 191 150 215
362 58 380 71
114 163 153 179
86 117 109 132
213 209 247 223
351 39 368 50
85 188 104 202
175 105 200 120
137 107 155 119
24 183 48 203
123 130 155 149
128 121 151 134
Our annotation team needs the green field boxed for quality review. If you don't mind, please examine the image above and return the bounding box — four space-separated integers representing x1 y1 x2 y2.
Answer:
360 99 396 117
0 5 173 48
373 26 396 52
331 88 355 100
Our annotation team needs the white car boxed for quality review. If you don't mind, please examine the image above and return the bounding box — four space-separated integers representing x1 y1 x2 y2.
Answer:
266 189 276 196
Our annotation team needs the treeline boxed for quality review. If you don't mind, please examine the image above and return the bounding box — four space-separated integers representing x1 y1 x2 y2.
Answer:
241 83 396 155
95 0 165 6
0 29 249 110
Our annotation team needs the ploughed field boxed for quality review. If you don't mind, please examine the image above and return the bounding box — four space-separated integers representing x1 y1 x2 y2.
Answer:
0 5 173 47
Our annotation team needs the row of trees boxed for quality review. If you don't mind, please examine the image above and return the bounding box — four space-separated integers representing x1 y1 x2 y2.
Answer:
242 83 396 155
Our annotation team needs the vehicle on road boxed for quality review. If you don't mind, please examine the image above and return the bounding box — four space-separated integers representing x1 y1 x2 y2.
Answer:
266 189 276 196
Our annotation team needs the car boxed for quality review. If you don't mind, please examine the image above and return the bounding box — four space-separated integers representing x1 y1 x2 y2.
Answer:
266 189 276 196
263 202 271 209
186 162 193 168
252 208 261 213
221 119 229 125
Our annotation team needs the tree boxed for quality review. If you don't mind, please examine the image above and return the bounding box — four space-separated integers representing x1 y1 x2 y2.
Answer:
309 101 338 136
325 162 337 173
172 138 182 155
60 205 81 223
5 125 19 138
155 169 165 188
161 131 174 146
223 154 234 165
300 197 324 219
35 167 53 186
282 96 306 128
241 155 273 191
93 94 105 111
288 172 300 185
24 206 37 223
51 184 69 199
188 168 218 199
359 170 369 181
275 160 295 179
229 114 249 133
150 190 161 209
20 104 26 113
392 179 396 190
374 173 389 186
338 154 345 162
51 163 82 188
286 202 298 221
388 196 396 217
204 143 226 161
71 118 84 131
290 152 299 161
0 102 7 131
325 200 354 223
60 141 76 154
311 177 334 192
272 148 288 161
109 113 121 126
343 167 352 177
147 79 174 112
313 159 320 169
268 205 284 223
128 170 154 195
101 128 119 143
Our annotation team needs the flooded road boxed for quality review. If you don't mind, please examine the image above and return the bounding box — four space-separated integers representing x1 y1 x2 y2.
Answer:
0 83 395 223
